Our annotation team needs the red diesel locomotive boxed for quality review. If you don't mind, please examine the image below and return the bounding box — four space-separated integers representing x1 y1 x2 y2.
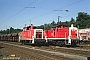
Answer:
20 24 80 46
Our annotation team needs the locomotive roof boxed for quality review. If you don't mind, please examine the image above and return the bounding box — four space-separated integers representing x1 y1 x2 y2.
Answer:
23 25 37 29
27 26 37 28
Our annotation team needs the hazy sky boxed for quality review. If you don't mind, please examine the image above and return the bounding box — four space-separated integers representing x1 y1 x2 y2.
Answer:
0 0 90 30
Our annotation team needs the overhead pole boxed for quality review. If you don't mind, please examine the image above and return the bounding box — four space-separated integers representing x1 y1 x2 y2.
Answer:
25 7 35 26
30 20 31 25
44 24 45 30
58 16 61 25
54 10 69 25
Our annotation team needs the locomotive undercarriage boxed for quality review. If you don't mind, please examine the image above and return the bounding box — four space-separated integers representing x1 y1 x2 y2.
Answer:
20 39 47 45
48 39 80 46
20 39 79 46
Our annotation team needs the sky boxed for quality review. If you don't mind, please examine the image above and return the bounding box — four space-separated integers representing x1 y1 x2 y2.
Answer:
0 0 90 30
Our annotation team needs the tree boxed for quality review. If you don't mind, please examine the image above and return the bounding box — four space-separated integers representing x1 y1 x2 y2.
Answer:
65 21 69 27
51 21 56 26
70 18 76 26
0 27 22 34
10 27 14 33
76 12 90 28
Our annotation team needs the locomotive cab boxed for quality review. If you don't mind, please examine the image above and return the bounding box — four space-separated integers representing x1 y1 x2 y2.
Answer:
20 24 45 45
44 24 80 46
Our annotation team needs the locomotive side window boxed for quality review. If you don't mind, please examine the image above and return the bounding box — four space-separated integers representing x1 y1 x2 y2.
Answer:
36 32 42 38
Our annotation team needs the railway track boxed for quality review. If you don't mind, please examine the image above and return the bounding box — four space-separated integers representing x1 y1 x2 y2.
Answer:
5 41 90 57
39 46 90 57
2 41 90 51
0 41 89 60
0 42 72 60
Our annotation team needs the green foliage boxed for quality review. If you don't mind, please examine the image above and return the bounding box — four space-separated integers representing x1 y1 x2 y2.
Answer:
76 12 90 28
70 18 76 26
37 21 57 30
0 27 22 34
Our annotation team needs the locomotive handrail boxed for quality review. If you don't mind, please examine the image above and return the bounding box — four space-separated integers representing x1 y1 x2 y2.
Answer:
32 36 35 43
68 36 71 45
45 36 47 42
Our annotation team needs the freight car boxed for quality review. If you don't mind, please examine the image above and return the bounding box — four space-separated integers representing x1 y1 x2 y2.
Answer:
0 33 20 42
0 34 8 41
79 28 90 44
20 24 80 46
